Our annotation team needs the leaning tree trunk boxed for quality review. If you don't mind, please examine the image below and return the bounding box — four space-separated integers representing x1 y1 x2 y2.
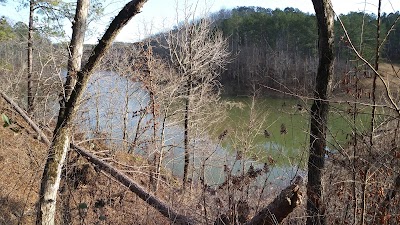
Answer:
27 0 35 114
36 1 148 224
307 1 334 225
244 176 304 225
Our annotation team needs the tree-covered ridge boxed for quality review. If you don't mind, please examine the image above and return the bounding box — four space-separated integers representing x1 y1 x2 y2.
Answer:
381 12 400 61
219 7 317 55
212 6 400 95
335 11 400 61
217 6 399 60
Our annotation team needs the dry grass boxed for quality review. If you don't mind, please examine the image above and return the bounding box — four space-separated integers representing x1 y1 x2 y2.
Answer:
358 63 400 97
0 98 46 225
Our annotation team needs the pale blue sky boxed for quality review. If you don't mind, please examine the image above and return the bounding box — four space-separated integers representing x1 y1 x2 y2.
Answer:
1 0 399 43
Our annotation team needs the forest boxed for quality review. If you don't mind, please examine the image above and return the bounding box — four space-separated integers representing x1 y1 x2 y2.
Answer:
0 0 400 224
215 6 400 95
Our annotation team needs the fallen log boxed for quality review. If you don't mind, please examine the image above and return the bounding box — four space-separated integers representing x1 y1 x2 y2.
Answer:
71 144 195 225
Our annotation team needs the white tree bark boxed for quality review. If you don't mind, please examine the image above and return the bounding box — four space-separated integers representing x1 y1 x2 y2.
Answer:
63 0 90 101
36 1 148 224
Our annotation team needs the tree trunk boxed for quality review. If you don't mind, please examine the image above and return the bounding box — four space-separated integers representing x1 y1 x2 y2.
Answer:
183 27 193 189
72 144 195 225
36 1 148 224
368 0 382 148
63 0 89 103
27 0 34 114
307 1 334 225
183 78 191 188
59 0 90 223
150 84 160 192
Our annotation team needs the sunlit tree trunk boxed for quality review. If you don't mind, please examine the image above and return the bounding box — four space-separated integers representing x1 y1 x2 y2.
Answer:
307 1 334 225
59 0 90 223
36 1 148 224
63 0 89 102
36 0 89 223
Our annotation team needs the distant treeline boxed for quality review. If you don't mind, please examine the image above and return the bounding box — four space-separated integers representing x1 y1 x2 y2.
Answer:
2 7 399 96
211 6 400 95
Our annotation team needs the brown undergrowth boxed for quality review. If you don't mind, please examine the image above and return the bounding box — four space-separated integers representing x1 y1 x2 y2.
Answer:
0 98 46 225
0 97 273 225
283 120 400 224
0 98 175 224
3 92 400 224
323 120 400 224
1 96 298 224
13 80 400 225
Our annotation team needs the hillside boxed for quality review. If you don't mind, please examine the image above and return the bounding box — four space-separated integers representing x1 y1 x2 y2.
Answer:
0 98 174 224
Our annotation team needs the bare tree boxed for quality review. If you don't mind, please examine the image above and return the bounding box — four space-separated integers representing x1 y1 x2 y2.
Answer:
0 22 64 128
306 0 334 225
25 0 66 114
166 14 230 188
36 1 148 224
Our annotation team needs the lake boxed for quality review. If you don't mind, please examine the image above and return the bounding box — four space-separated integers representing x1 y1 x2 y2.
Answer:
79 72 372 187
178 96 372 186
217 96 372 165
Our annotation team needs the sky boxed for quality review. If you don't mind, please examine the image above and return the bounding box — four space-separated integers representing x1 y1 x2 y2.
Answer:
1 0 399 43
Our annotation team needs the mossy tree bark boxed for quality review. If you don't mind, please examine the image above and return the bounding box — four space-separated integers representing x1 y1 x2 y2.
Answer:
306 0 334 225
36 1 148 224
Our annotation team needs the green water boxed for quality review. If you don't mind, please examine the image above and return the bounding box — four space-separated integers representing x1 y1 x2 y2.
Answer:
216 97 373 168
